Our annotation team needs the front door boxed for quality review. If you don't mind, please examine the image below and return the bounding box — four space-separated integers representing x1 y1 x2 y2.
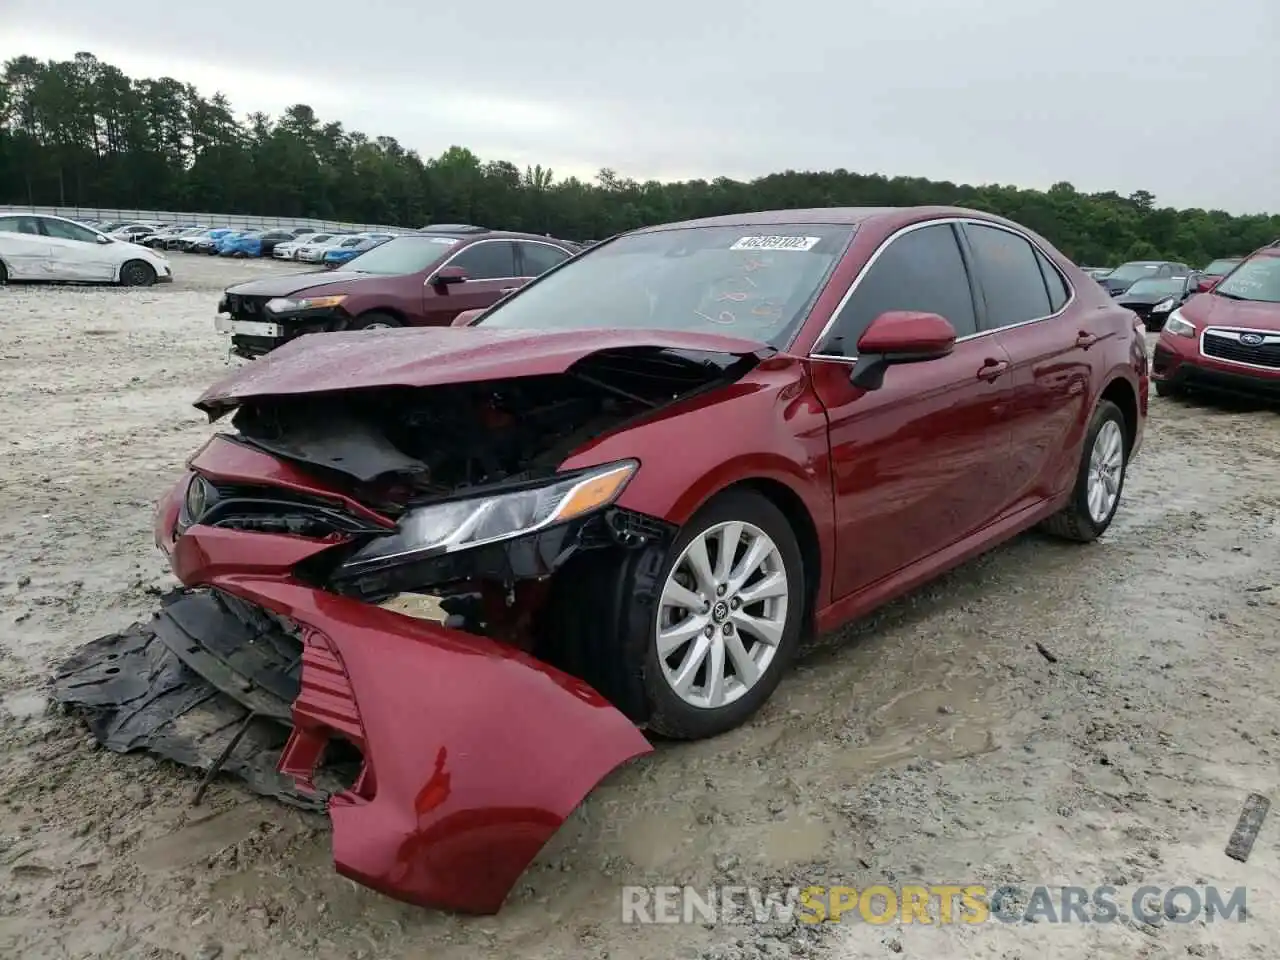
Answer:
38 217 117 281
809 221 1018 599
423 240 522 325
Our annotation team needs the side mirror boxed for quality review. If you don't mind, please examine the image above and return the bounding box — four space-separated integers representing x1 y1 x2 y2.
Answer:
1196 277 1218 293
430 265 468 288
452 308 485 327
848 311 957 390
96 234 111 244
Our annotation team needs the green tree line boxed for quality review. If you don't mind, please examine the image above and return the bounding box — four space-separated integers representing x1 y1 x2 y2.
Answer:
2 52 1277 264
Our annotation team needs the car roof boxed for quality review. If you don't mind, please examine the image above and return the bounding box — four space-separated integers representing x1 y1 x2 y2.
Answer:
627 205 1049 236
415 228 576 244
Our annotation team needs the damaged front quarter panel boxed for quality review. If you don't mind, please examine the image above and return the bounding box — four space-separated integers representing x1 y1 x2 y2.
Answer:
53 329 772 914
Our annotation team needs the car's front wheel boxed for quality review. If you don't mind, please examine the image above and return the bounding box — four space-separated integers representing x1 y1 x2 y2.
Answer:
1041 399 1128 542
119 260 156 287
641 489 804 739
349 311 402 331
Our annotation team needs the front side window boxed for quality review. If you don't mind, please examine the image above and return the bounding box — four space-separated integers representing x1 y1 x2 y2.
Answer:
1214 256 1280 304
815 223 976 354
40 218 102 243
963 223 1053 329
476 224 854 348
1204 259 1240 276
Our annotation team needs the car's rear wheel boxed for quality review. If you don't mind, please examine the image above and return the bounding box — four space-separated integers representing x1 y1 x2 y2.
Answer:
0 260 7 284
119 260 156 287
642 489 804 739
350 311 401 331
1041 399 1128 543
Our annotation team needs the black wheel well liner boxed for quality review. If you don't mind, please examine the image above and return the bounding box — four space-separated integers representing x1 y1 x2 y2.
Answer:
535 476 822 723
1100 377 1138 452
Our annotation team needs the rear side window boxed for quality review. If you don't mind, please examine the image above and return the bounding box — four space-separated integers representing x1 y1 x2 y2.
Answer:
1036 250 1070 312
963 224 1053 329
518 241 571 276
817 223 978 354
450 241 517 280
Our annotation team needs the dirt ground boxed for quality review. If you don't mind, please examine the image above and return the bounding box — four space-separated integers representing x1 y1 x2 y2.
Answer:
1 254 1278 960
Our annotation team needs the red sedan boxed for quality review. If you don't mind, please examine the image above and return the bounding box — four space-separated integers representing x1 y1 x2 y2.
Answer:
53 206 1148 914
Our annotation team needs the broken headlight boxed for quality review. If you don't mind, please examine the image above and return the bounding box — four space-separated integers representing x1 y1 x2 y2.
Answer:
338 460 638 573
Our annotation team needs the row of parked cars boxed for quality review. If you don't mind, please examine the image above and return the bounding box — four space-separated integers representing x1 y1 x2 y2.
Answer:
1078 257 1246 331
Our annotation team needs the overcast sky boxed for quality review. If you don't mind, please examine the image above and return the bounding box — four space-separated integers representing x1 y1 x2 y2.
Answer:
3 0 1277 213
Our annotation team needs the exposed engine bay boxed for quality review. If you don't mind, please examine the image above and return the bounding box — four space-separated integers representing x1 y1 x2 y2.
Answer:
229 346 756 502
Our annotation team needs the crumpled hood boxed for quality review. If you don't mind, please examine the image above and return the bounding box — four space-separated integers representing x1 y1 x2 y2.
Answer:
1182 293 1280 332
222 270 372 299
195 326 772 417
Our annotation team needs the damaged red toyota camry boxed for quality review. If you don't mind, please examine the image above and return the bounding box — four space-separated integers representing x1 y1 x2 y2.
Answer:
53 207 1148 914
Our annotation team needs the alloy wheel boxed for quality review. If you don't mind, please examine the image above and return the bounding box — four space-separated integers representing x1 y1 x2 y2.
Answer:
656 521 789 709
1087 419 1124 523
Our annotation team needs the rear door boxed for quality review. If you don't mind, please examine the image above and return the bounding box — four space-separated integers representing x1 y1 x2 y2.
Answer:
809 220 1018 599
958 221 1092 510
422 240 518 324
0 215 56 279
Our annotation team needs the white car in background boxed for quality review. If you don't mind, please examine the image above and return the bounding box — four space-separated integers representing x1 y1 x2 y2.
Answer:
296 233 358 263
0 213 173 286
275 232 334 260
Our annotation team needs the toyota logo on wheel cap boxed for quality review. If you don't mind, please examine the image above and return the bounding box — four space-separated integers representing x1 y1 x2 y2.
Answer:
1239 333 1264 346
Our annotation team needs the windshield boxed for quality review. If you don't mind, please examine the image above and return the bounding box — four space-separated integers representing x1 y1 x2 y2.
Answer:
1107 262 1161 282
475 224 854 347
1124 278 1184 296
1214 256 1280 303
343 234 461 275
1204 259 1240 275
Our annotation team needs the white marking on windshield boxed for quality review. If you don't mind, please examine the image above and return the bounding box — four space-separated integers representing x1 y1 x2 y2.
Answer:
729 236 821 252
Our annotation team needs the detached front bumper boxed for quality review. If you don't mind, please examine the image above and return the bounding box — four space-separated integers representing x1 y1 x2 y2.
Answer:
54 488 652 914
215 301 353 358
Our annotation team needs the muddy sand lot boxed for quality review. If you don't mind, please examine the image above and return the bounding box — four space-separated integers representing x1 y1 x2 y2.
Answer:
1 254 1278 960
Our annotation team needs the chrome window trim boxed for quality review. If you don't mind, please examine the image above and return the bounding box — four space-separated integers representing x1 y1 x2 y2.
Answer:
427 237 575 285
807 216 1077 362
1198 326 1280 371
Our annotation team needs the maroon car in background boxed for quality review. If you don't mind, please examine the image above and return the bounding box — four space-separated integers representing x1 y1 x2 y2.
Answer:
56 206 1147 915
1153 244 1280 399
214 225 580 358
1194 256 1244 293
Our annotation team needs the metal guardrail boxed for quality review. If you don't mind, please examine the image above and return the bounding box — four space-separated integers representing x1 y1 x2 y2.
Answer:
0 205 408 234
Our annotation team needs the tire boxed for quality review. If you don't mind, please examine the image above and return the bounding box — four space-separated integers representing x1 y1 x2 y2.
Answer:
349 311 402 331
119 260 156 287
640 489 805 739
0 260 7 284
1041 399 1128 543
1154 380 1182 399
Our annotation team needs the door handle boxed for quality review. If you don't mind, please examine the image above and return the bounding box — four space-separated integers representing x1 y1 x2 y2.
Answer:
977 358 1009 382
1075 331 1099 348
499 286 519 294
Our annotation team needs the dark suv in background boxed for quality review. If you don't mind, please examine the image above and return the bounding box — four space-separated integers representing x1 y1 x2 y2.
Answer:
215 225 580 358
